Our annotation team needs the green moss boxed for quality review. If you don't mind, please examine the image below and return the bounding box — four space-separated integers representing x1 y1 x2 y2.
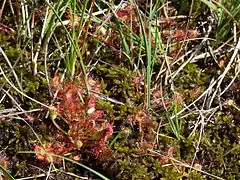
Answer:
94 65 143 121
173 63 210 105
0 120 32 154
113 142 202 179
178 111 240 179
0 1 239 179
15 161 27 177
176 63 207 89
0 119 38 177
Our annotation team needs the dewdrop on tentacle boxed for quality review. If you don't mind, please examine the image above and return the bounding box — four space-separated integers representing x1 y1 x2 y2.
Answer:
87 107 95 114
49 106 57 121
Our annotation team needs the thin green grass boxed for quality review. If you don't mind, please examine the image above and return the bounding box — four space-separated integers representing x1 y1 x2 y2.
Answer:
166 100 181 140
133 0 163 110
113 14 131 56
43 0 90 95
65 0 77 78
0 164 15 180
200 0 240 41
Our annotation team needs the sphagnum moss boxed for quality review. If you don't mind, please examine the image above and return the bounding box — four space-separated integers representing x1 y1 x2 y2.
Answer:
0 0 240 179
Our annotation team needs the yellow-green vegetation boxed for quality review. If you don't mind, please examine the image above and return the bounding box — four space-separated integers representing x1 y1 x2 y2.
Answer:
0 0 240 179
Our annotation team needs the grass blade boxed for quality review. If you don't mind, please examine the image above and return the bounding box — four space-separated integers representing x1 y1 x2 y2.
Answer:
18 151 109 180
0 164 15 180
